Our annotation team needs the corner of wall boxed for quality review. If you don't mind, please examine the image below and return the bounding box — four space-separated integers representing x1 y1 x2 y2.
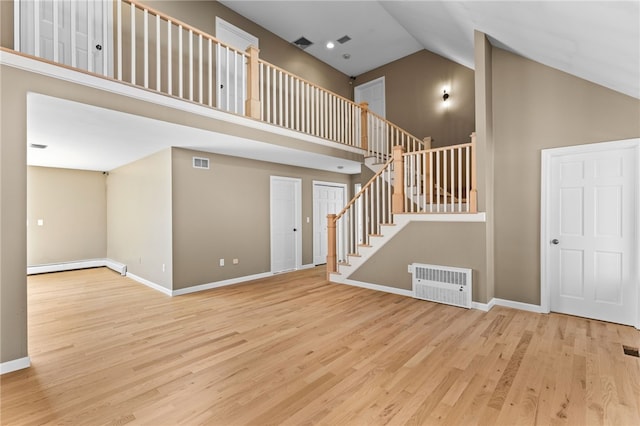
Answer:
473 30 495 304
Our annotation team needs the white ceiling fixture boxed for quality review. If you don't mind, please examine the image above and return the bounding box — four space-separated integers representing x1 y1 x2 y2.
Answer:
220 1 640 99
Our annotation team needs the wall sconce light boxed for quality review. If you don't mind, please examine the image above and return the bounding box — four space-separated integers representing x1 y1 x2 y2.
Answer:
443 90 450 102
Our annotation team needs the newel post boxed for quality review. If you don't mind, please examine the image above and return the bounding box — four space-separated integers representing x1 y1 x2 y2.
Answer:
392 145 406 214
359 102 369 152
470 132 478 213
245 45 261 120
326 214 337 279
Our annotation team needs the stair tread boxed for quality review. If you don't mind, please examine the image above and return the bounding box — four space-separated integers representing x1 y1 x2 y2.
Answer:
380 223 396 226
358 244 372 248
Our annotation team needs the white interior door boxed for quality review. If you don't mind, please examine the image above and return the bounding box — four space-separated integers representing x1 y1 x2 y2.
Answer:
215 17 258 115
18 0 112 76
313 182 346 265
544 141 638 326
354 76 385 118
271 177 301 273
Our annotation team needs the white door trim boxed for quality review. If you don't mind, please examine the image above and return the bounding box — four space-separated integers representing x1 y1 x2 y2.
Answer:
270 176 302 273
312 180 348 265
541 138 640 329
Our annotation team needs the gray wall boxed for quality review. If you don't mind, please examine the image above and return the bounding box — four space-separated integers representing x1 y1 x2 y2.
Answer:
171 147 352 289
491 47 640 305
107 150 173 289
351 222 487 303
355 49 475 148
27 167 107 266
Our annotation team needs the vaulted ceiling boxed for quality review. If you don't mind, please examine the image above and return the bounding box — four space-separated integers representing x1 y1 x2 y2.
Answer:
220 1 640 99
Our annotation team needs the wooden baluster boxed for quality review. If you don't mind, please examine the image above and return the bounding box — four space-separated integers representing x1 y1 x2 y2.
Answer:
130 3 135 84
167 19 172 95
156 14 161 91
392 145 405 214
470 132 478 213
360 102 369 153
208 39 213 106
326 214 337 279
423 136 432 207
117 0 121 79
143 9 148 88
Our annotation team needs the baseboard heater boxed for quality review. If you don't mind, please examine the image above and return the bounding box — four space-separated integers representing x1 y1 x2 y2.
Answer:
410 263 472 309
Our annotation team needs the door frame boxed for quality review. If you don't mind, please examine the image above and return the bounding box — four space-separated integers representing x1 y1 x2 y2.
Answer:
270 176 302 273
540 138 640 329
312 180 347 265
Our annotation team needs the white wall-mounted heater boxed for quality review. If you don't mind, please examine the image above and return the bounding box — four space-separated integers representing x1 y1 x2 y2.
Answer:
410 263 472 309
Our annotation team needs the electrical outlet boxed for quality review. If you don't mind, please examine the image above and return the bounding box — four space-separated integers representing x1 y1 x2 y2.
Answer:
233 258 239 265
407 264 412 273
219 258 225 267
37 219 44 226
162 264 166 272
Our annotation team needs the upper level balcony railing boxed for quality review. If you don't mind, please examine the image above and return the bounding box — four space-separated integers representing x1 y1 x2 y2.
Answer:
12 0 425 160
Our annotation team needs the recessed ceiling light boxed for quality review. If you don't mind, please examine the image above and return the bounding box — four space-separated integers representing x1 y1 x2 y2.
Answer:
326 41 335 49
30 143 48 149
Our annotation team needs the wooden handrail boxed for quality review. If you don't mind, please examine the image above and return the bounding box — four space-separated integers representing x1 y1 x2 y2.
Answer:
334 157 394 221
123 0 247 56
257 59 358 107
366 109 424 150
402 142 473 157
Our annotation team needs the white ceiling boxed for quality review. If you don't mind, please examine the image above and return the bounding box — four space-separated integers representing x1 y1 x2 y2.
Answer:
27 94 362 174
220 0 640 99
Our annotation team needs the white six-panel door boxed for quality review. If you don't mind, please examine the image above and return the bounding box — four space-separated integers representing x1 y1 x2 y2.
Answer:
313 182 346 265
18 0 112 76
543 140 638 326
270 177 301 273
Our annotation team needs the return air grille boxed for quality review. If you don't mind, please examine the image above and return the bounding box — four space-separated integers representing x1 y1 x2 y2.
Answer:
411 263 472 309
192 157 210 169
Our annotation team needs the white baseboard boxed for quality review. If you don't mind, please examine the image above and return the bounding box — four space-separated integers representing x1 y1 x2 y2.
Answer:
126 272 172 296
472 298 496 312
492 298 545 314
0 356 31 375
172 271 273 296
299 264 316 270
27 259 126 275
332 278 414 298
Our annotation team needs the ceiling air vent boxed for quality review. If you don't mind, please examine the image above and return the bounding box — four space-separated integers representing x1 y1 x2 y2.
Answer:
192 157 210 170
337 35 351 44
293 36 313 50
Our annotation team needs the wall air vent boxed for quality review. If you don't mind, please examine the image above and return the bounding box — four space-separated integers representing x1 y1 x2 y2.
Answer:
337 35 351 44
192 157 210 169
293 36 313 50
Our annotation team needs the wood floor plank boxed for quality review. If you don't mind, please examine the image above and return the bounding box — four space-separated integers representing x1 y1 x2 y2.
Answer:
1 267 638 425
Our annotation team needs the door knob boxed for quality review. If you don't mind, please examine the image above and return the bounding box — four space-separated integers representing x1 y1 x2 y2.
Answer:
551 239 560 245
95 44 102 51
293 228 297 232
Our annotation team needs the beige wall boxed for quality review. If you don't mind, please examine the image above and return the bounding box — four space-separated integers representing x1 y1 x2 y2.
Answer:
491 47 640 305
171 147 352 289
0 0 13 49
145 0 352 98
27 167 107 265
355 50 475 147
107 149 173 289
1 65 28 363
350 222 487 303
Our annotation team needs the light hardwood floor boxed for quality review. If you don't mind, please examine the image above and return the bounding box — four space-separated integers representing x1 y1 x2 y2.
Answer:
1 267 639 425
